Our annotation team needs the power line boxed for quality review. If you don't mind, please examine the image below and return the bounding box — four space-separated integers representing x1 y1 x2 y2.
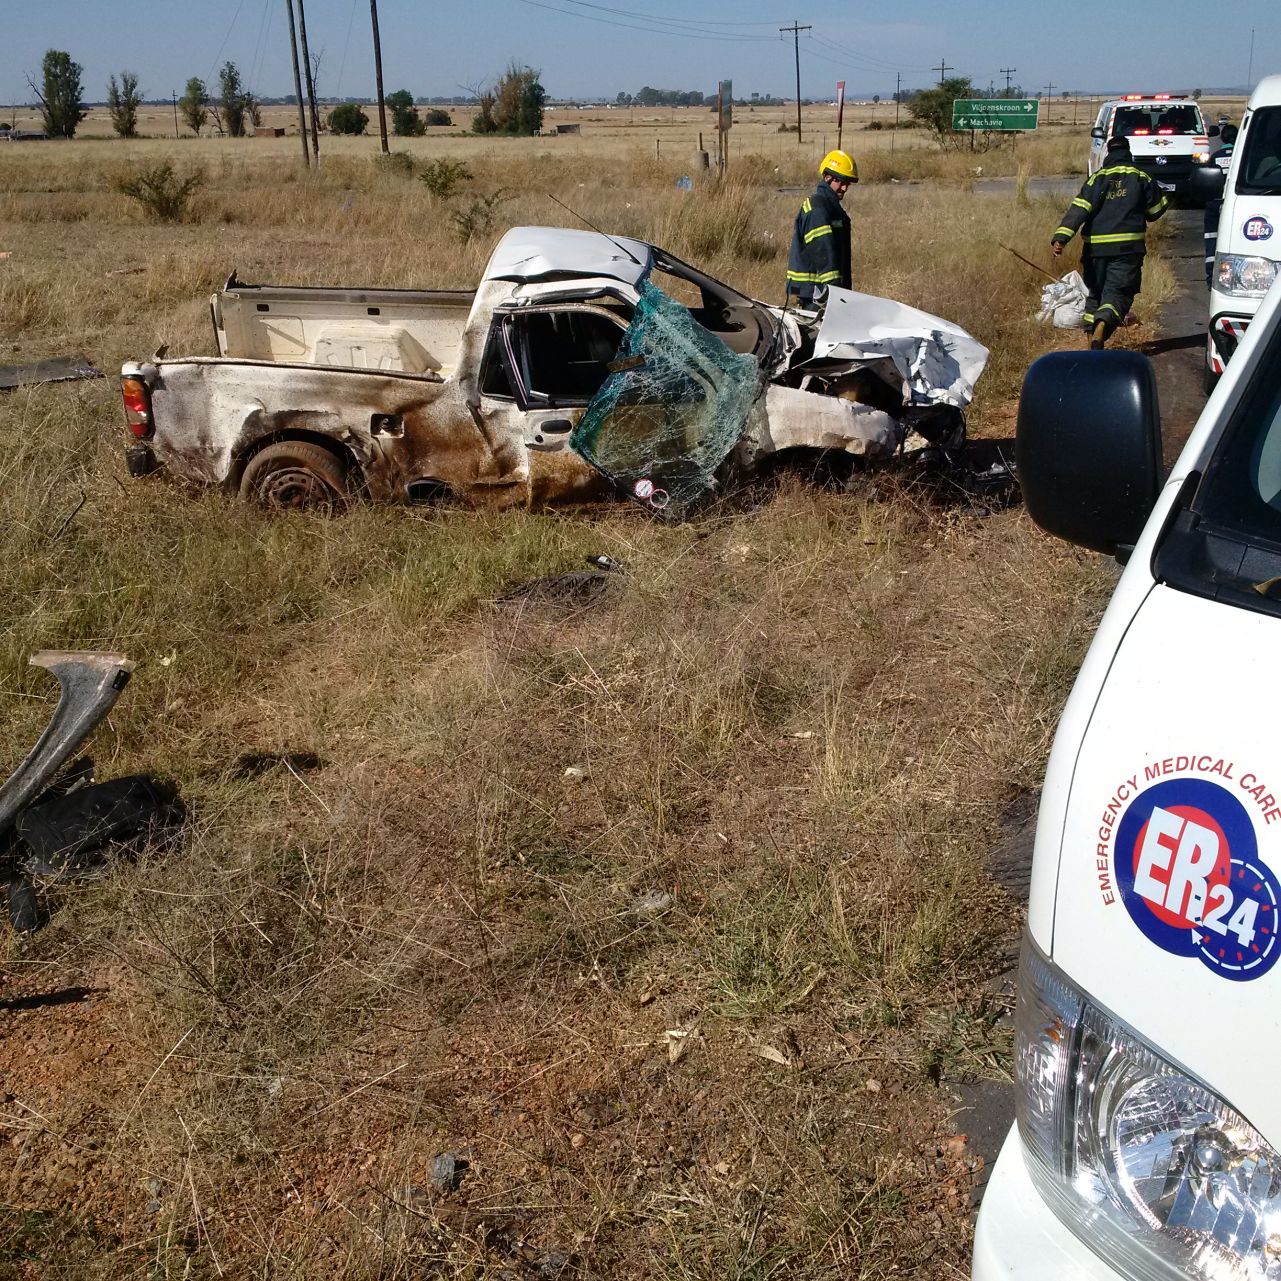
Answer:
809 32 931 73
539 0 781 27
932 58 951 86
781 20 811 143
514 0 776 42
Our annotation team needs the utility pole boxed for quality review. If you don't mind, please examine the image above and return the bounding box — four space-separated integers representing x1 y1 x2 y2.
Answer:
892 71 901 153
369 0 389 154
1043 81 1056 123
933 58 950 87
1247 28 1256 91
172 90 178 139
780 20 811 143
296 0 320 162
1000 67 1016 99
284 0 311 167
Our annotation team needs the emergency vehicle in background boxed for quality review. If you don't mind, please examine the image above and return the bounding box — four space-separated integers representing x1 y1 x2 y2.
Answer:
1203 75 1281 392
1089 94 1215 200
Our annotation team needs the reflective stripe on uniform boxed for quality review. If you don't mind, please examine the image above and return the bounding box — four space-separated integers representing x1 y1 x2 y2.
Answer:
1097 303 1122 318
1054 226 1076 239
787 270 818 282
1071 197 1092 210
814 270 842 283
802 197 812 214
1148 197 1169 217
804 224 834 243
1084 231 1145 244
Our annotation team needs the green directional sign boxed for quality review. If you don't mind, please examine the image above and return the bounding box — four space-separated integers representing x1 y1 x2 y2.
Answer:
951 99 1039 131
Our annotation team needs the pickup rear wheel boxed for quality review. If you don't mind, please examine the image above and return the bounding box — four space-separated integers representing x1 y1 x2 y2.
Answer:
239 441 349 512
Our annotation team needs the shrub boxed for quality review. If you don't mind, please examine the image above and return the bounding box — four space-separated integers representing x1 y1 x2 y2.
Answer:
112 162 204 222
419 157 471 200
329 103 369 136
864 120 884 131
423 108 452 127
376 151 417 176
450 191 506 243
387 89 424 137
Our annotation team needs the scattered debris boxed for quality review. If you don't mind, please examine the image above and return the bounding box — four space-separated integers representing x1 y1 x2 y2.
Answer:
107 265 145 277
0 651 183 933
630 888 673 914
0 354 103 391
749 1043 791 1067
562 765 586 783
428 1151 469 1193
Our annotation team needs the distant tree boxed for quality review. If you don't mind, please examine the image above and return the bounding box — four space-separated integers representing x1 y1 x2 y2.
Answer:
329 102 368 135
28 49 87 139
872 94 880 104
244 93 262 128
387 88 424 137
106 71 142 138
491 64 545 136
1192 88 1203 100
1061 89 1071 99
423 107 452 126
471 84 497 134
218 61 248 137
179 77 208 135
908 75 974 148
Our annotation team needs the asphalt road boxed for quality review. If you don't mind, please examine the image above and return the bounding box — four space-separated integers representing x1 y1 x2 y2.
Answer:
954 200 1211 1208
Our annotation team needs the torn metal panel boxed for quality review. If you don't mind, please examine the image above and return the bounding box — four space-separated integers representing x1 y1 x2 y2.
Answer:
0 355 102 391
806 288 989 410
0 652 134 838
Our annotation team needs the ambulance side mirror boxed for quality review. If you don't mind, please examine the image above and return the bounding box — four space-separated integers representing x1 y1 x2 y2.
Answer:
1190 163 1226 203
1090 126 1106 141
1017 351 1163 558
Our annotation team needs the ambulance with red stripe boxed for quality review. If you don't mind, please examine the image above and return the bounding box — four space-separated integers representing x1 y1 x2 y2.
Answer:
972 242 1281 1276
1206 76 1281 392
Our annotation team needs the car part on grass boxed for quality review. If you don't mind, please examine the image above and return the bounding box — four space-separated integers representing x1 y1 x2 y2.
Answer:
0 652 135 837
0 354 103 391
0 652 184 933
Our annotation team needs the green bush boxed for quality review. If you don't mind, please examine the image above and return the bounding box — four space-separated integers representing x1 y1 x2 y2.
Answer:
450 191 506 244
112 162 204 222
328 103 369 136
423 108 452 127
419 157 471 200
376 151 417 176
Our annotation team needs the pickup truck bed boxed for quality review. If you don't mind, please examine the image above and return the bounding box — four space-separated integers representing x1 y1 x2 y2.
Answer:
213 275 476 377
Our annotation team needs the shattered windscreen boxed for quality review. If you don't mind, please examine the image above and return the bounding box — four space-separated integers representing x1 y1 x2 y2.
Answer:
570 281 762 520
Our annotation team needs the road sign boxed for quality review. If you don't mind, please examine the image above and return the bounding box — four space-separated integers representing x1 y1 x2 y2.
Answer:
951 99 1039 131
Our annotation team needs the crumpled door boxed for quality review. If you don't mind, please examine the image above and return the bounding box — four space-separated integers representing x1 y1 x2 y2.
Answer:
569 282 762 520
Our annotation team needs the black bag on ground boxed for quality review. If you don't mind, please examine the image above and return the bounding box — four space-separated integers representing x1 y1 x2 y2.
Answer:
15 775 185 878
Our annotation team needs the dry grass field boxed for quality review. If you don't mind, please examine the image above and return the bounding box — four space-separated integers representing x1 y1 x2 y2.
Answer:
0 108 1181 1277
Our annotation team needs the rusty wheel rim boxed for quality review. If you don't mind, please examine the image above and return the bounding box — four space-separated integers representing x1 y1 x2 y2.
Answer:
257 466 336 510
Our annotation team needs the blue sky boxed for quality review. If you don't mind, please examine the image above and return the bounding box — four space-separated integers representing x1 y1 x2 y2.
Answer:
1 0 1275 105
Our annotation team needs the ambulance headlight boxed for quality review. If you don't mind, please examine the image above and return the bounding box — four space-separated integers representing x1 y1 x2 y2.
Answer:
1215 254 1278 297
1016 935 1281 1279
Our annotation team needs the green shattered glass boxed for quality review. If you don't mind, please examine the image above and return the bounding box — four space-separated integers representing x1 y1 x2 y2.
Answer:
570 281 762 520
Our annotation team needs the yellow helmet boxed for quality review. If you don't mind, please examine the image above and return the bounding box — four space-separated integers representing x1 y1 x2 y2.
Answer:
819 149 858 183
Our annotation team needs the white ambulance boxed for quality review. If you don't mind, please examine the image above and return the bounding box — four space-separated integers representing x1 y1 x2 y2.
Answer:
972 270 1281 1279
1089 94 1215 200
1206 75 1281 390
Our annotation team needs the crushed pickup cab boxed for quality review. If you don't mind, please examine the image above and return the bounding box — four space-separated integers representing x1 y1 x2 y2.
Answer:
121 226 988 519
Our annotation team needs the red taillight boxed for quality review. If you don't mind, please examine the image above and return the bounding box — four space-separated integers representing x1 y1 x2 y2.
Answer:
1157 128 1174 135
121 375 152 439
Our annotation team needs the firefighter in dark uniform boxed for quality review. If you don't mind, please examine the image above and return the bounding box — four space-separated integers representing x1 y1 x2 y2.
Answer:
1051 135 1169 348
786 149 857 307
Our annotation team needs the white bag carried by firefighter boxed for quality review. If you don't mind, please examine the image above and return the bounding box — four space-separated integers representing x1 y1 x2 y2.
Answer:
1035 270 1087 329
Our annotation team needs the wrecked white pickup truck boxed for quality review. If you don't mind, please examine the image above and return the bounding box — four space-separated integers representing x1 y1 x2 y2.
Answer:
121 226 988 519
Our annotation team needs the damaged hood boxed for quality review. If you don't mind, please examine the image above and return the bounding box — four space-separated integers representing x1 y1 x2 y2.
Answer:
803 288 989 410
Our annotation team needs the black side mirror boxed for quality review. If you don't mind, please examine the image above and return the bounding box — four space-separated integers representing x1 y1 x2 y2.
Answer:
1016 351 1162 556
1221 123 1239 146
1208 124 1221 138
1189 162 1226 204
1090 126 1106 140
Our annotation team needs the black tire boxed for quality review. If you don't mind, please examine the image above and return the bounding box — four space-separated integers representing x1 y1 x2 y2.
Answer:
239 440 349 512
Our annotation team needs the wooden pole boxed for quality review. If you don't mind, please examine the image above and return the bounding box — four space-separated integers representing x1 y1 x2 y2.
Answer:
369 0 389 154
296 0 321 161
284 0 311 166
